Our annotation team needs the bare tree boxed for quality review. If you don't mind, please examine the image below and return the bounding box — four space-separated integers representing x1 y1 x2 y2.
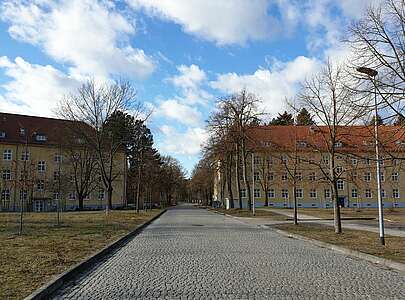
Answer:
58 80 140 210
347 0 405 119
298 61 367 233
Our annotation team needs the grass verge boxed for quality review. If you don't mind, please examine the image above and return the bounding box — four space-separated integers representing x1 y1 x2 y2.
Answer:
273 223 405 264
0 210 161 300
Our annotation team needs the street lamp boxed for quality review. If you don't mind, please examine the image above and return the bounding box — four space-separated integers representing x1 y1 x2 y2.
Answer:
356 66 385 245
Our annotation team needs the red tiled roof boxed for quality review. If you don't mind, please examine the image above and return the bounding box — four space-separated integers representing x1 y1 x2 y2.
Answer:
0 112 78 145
247 125 405 153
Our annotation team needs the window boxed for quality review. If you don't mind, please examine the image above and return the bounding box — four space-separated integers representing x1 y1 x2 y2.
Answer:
53 192 60 200
296 172 302 181
380 172 385 182
69 192 76 200
281 189 289 199
53 171 60 181
282 173 288 181
37 180 45 191
253 172 260 181
392 172 399 182
309 172 316 181
20 170 28 181
54 153 63 163
351 188 358 198
393 189 400 199
19 190 27 201
365 189 372 198
21 150 30 161
281 155 288 163
35 134 47 141
336 155 343 160
309 189 317 198
1 189 10 201
352 172 357 179
364 172 371 182
297 141 307 148
392 159 398 166
268 189 275 198
324 189 331 198
3 149 12 160
365 158 371 165
254 156 261 165
268 172 274 181
322 155 329 165
0 131 5 138
381 189 386 198
351 158 358 165
254 189 261 198
240 189 247 198
295 188 303 198
2 169 11 180
84 193 90 200
334 141 343 148
336 166 343 174
38 161 46 172
20 128 26 136
266 156 273 165
380 158 385 166
337 179 344 190
98 190 105 200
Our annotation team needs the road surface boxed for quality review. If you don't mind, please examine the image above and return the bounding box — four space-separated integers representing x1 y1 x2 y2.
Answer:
53 205 405 299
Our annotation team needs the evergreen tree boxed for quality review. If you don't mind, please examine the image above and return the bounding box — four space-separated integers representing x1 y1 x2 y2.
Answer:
295 108 315 125
270 111 294 125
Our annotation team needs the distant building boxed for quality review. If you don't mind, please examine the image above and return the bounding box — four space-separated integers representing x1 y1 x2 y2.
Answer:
0 113 126 212
214 125 405 209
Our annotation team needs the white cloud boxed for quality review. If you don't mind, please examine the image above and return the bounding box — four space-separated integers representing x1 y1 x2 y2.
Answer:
158 125 208 156
0 0 155 79
127 0 274 45
0 56 80 116
156 99 202 126
210 56 320 115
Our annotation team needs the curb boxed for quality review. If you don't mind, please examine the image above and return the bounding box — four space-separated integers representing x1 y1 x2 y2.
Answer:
272 228 405 275
24 209 167 300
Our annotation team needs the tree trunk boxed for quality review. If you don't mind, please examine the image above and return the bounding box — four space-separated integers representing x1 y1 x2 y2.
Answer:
226 155 234 209
293 184 298 225
78 196 84 210
235 143 243 209
264 190 269 207
330 152 342 233
136 165 141 213
241 140 252 210
107 186 113 210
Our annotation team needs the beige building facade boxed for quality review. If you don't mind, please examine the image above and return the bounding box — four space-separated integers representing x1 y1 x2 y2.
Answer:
214 125 405 209
0 113 126 212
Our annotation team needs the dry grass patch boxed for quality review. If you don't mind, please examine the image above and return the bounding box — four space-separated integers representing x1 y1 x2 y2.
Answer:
210 208 288 220
0 210 161 300
274 223 405 264
298 208 405 224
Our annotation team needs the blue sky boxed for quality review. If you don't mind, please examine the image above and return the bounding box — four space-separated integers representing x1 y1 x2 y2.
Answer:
0 0 381 174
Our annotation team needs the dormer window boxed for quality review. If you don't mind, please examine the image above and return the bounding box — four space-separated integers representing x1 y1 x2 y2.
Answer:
297 141 307 148
20 128 26 136
334 141 343 148
35 134 47 142
0 131 5 138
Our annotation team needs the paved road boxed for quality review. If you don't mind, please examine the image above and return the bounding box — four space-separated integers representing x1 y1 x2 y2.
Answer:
53 205 405 299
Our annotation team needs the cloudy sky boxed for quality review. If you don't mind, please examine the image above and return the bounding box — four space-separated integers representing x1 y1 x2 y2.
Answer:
0 0 382 174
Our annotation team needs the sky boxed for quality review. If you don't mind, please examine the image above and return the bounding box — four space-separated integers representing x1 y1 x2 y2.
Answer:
0 0 383 175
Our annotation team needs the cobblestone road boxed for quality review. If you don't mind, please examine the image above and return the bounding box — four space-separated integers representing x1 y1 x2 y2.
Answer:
53 205 405 299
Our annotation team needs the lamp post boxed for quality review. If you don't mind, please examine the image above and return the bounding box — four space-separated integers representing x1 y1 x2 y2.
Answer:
252 153 256 216
356 66 385 245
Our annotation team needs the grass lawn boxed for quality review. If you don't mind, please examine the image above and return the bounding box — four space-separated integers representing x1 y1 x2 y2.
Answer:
273 223 405 264
210 208 288 220
0 209 162 300
298 208 405 224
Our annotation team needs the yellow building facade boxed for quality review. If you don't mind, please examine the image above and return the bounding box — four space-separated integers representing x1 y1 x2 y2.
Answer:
214 125 405 209
0 113 127 212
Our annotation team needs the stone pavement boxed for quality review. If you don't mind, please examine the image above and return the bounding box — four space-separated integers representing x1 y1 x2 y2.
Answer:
53 205 405 299
261 208 405 238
